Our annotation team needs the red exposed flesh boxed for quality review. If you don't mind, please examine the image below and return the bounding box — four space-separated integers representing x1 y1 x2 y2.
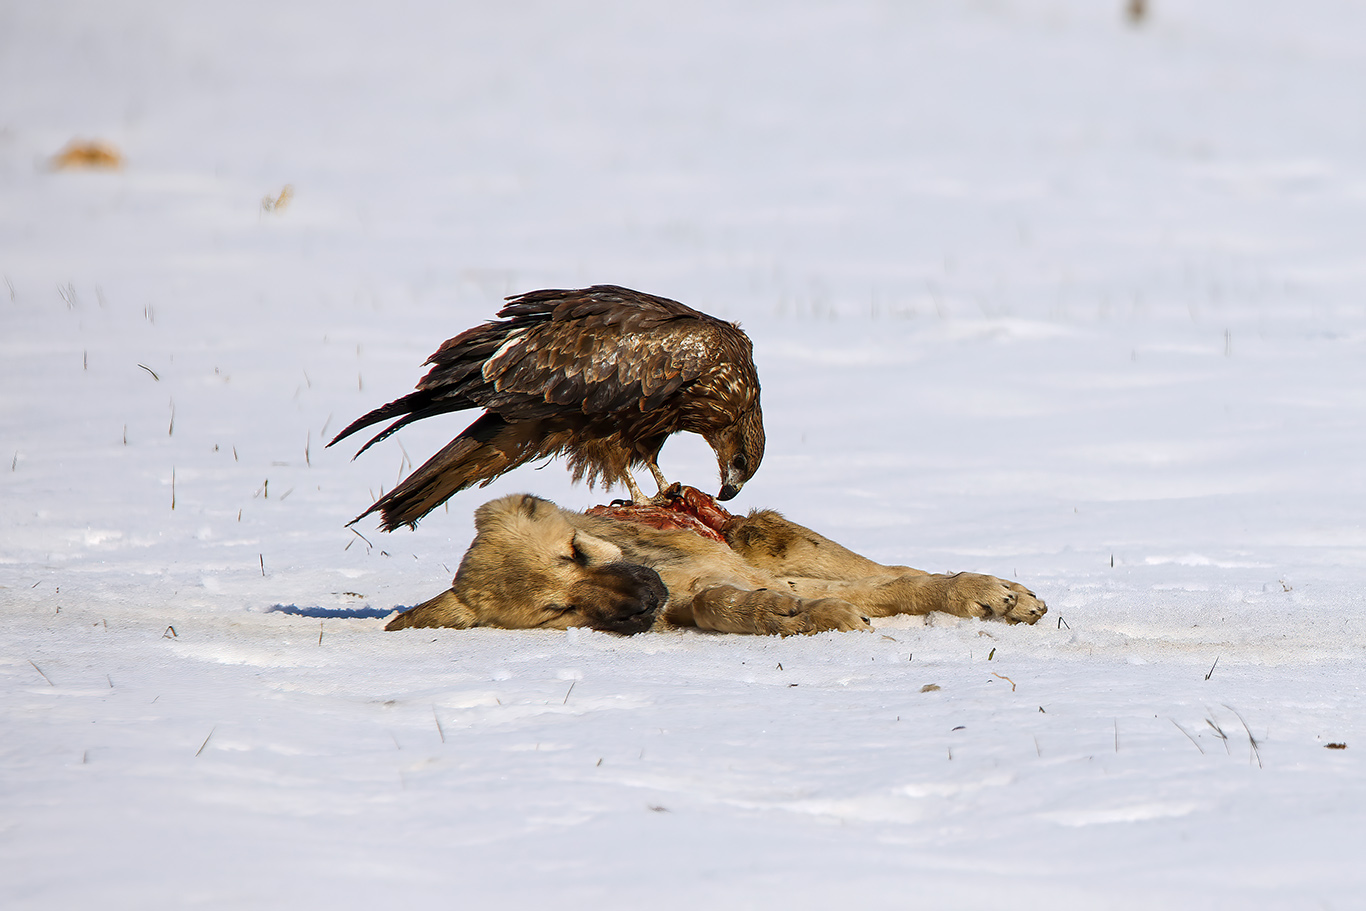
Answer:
585 485 736 544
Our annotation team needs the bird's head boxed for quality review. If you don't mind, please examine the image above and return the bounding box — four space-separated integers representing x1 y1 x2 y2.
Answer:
712 401 765 501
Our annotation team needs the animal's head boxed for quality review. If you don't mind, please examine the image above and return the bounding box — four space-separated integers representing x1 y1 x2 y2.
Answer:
452 494 666 634
711 400 765 501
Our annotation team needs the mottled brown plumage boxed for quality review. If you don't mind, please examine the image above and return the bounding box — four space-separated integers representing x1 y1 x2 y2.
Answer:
329 285 765 530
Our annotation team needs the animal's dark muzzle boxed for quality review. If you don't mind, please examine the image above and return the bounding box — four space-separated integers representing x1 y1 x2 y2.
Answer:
569 562 667 635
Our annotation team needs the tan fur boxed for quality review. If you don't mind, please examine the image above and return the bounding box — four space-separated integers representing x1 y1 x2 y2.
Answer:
385 495 1047 635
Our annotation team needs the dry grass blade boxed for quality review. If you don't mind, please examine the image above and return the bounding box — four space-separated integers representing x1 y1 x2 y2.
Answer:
1206 716 1231 754
28 659 54 686
1223 704 1262 769
1171 718 1205 754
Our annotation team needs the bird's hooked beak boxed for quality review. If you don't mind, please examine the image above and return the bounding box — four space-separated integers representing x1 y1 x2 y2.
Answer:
714 415 760 503
717 461 746 501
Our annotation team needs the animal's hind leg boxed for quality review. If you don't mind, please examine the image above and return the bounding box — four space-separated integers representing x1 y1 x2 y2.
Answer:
725 509 920 582
789 573 1048 625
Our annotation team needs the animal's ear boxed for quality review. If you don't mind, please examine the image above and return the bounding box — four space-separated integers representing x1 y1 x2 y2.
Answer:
385 589 478 630
475 493 550 529
516 494 547 519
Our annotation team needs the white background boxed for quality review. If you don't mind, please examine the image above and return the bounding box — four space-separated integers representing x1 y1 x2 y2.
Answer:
3 2 1364 907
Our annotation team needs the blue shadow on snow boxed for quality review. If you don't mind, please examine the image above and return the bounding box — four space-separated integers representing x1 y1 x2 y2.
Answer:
267 604 401 619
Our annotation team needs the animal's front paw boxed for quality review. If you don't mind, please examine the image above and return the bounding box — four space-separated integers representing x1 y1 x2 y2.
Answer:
949 574 1048 625
792 597 874 635
691 585 872 636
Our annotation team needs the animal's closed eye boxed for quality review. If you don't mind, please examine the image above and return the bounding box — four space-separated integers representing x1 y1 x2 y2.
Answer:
563 537 588 566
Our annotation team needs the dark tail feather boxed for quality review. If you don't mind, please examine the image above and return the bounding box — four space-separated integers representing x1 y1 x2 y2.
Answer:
327 391 474 457
354 414 548 530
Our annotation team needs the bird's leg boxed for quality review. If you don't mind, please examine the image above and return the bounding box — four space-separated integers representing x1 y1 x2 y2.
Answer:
646 459 673 502
621 472 650 506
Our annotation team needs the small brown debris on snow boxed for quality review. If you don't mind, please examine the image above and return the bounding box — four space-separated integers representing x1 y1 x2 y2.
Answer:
261 184 294 213
51 140 123 170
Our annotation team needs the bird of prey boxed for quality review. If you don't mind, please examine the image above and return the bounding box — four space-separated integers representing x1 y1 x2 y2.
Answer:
329 285 765 531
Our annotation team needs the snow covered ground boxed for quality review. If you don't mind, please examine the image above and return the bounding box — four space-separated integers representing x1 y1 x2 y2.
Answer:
4 1 1365 907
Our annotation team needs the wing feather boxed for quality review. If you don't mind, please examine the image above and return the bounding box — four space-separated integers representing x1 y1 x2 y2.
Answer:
451 287 737 420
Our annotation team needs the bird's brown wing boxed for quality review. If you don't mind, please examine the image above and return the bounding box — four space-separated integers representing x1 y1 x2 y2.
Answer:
421 285 740 421
328 286 745 455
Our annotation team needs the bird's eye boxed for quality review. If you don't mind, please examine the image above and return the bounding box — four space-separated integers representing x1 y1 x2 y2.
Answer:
732 454 748 473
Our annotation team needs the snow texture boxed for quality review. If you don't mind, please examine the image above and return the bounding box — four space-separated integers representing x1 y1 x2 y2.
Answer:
3 1 1364 908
